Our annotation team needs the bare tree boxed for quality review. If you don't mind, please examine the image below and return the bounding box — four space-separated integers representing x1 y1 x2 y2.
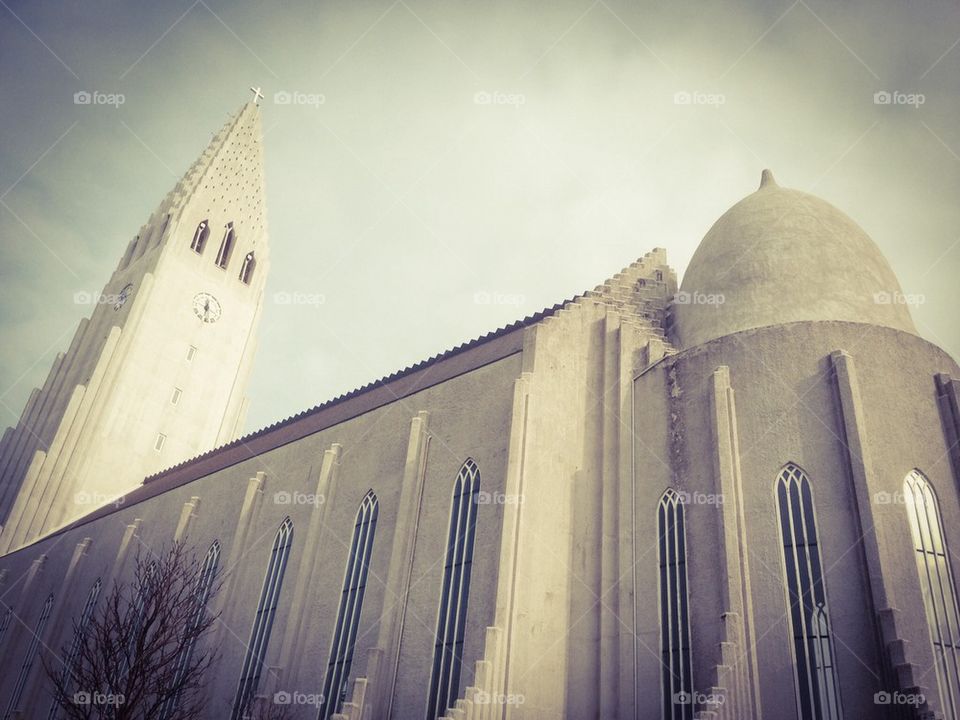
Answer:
44 542 221 720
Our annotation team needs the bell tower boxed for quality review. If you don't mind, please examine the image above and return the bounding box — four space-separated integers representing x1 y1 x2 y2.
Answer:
0 98 269 551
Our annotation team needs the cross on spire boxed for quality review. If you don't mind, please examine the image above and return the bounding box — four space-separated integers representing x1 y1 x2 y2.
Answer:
249 86 264 106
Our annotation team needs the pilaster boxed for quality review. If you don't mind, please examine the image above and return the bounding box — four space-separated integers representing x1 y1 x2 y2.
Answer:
378 411 430 718
831 350 933 718
275 445 342 690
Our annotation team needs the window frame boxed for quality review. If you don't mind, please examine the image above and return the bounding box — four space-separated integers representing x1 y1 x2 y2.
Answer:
190 220 210 254
425 459 481 720
239 252 256 285
231 518 294 720
214 224 235 269
47 578 101 720
4 593 55 720
658 487 694 720
904 469 960 719
319 491 379 720
160 541 221 720
774 463 843 720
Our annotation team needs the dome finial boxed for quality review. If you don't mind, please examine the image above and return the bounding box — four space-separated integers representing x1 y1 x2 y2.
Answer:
759 169 777 189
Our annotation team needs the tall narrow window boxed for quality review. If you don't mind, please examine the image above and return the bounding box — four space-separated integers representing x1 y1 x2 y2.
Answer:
239 252 256 284
215 224 235 269
161 541 220 720
190 221 210 253
776 463 843 720
47 579 101 720
426 459 481 720
4 593 54 719
231 518 293 720
320 491 379 720
659 488 693 720
0 608 12 647
904 469 960 719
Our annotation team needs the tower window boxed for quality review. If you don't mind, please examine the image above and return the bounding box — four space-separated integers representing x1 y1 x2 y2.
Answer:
903 469 960 719
155 433 166 452
4 593 55 720
171 388 182 405
232 518 293 720
238 252 256 285
186 346 197 362
776 463 843 720
215 224 235 269
320 491 379 720
190 221 210 254
47 579 101 720
426 459 481 720
658 488 693 720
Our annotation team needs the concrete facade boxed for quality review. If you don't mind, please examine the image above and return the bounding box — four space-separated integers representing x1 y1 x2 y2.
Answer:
0 102 958 720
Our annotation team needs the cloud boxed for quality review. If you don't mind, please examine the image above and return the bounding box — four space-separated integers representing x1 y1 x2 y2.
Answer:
0 0 957 434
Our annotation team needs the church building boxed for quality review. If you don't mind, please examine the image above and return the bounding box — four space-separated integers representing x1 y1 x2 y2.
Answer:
0 98 958 720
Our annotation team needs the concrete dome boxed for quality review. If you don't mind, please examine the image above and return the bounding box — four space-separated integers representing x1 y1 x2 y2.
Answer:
672 170 917 349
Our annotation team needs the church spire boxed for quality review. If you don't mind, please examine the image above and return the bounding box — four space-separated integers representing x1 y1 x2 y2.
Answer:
0 96 270 550
116 99 268 273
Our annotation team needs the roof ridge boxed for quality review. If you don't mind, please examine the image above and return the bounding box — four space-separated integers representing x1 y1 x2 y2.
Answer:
143 250 675 485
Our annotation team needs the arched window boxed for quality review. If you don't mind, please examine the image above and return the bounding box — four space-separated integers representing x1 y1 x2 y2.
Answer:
776 463 842 720
0 607 11 647
118 561 156 680
658 488 693 720
190 221 210 254
239 252 256 284
160 541 221 720
4 593 55 720
426 459 481 720
47 579 101 720
904 469 960 719
320 491 379 720
215 224 235 269
231 518 294 720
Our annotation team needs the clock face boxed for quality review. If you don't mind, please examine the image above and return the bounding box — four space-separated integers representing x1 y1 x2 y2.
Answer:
192 292 222 323
114 283 133 311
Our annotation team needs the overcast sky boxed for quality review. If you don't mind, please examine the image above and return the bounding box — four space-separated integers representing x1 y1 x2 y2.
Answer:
1 0 958 437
